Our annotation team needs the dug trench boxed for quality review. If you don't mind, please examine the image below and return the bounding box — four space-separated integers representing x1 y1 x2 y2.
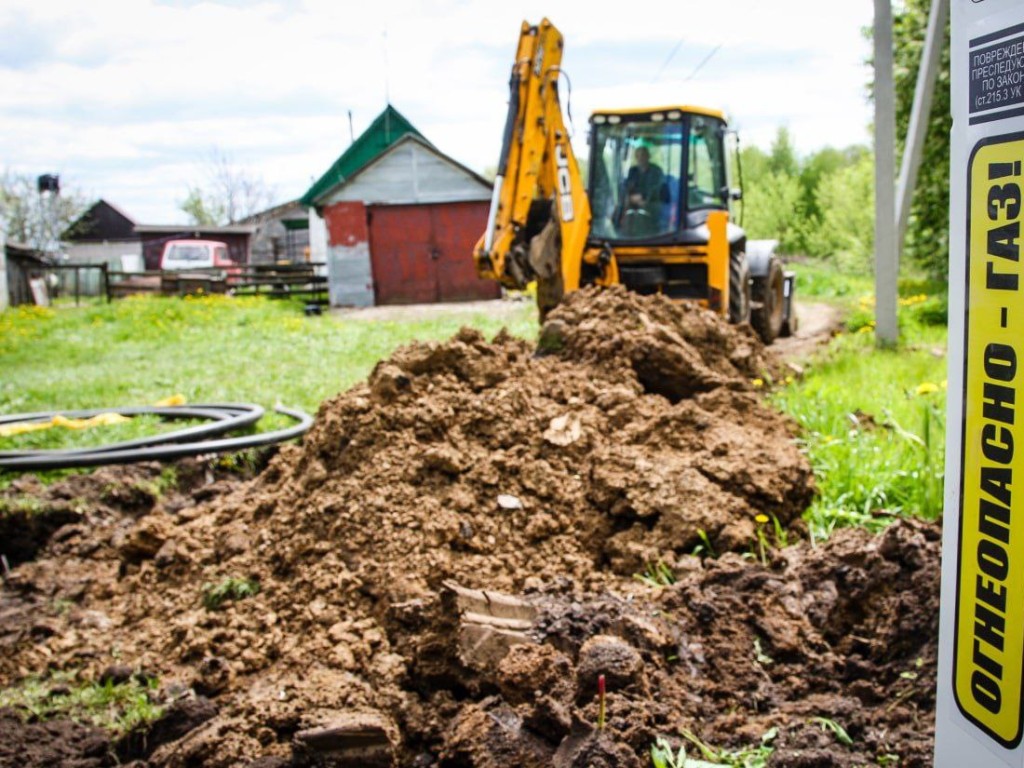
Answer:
0 287 938 767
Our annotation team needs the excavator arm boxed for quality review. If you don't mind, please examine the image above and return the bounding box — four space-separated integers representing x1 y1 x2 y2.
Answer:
473 18 616 317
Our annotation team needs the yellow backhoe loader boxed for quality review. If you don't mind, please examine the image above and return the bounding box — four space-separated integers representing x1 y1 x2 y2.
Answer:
473 18 796 343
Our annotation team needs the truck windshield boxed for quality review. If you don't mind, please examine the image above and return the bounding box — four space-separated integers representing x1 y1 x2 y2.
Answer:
589 118 684 241
167 244 210 262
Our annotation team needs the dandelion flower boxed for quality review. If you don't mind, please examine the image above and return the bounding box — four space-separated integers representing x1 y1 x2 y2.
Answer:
916 382 940 396
755 514 770 525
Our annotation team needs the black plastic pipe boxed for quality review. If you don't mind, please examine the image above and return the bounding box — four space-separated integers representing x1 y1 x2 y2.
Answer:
0 404 312 471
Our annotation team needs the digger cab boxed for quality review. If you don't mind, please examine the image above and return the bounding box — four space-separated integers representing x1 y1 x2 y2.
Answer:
587 106 735 244
585 105 796 343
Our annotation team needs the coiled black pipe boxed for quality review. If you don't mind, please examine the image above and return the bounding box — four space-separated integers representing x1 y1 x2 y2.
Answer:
0 404 313 471
0 404 266 457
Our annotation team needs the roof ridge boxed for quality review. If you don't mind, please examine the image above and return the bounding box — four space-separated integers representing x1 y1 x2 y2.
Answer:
300 104 427 207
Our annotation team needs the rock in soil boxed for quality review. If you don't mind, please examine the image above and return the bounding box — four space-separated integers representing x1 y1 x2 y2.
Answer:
0 288 938 766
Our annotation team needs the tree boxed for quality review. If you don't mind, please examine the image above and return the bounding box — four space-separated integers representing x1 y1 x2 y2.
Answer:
742 169 807 254
738 131 873 261
738 133 810 254
809 152 876 272
768 127 801 178
179 188 224 227
0 170 88 252
892 0 951 280
799 145 868 223
179 148 276 225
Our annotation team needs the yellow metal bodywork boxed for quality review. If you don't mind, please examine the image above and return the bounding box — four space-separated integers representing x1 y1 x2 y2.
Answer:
474 18 732 317
706 210 730 311
473 19 596 296
592 104 727 122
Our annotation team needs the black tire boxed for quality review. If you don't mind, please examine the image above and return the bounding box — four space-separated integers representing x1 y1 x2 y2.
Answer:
780 304 798 338
728 250 751 324
751 258 785 344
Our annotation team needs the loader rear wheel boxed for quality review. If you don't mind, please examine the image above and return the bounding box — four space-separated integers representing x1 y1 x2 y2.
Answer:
728 251 751 325
751 258 785 344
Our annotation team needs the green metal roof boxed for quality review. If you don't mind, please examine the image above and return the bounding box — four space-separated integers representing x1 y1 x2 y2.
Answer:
300 105 426 206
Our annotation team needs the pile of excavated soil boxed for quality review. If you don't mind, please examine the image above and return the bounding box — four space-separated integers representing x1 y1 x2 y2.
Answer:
0 287 939 767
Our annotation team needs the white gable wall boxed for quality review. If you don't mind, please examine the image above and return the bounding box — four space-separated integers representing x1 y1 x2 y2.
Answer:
323 140 490 206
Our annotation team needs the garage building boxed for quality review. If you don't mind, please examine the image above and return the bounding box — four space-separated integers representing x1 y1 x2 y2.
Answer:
302 105 499 307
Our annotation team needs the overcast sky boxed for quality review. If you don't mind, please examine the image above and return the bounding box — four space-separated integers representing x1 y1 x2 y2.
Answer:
0 0 877 224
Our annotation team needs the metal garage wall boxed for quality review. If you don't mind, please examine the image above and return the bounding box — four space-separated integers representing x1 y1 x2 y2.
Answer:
323 200 374 307
367 201 499 305
327 244 374 307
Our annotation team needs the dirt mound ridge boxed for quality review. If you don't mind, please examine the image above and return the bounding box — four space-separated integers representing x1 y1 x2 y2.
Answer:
0 288 939 767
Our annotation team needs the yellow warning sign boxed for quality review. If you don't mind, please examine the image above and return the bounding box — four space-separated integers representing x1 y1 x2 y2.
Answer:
954 134 1024 748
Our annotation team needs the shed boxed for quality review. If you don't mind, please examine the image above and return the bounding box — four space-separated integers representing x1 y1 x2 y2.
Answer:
301 105 498 307
237 199 311 265
4 242 50 307
134 225 254 270
62 199 143 294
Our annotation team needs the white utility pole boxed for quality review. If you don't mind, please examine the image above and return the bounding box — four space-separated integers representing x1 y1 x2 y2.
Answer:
896 0 949 244
874 0 899 346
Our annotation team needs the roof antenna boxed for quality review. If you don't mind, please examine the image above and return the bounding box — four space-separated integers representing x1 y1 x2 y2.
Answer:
382 28 391 107
348 110 354 145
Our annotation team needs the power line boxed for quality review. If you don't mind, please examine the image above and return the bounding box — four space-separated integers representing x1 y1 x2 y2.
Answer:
684 44 722 82
652 38 685 82
653 40 723 83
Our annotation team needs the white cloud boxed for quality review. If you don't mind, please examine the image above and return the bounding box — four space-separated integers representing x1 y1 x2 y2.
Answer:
0 0 877 223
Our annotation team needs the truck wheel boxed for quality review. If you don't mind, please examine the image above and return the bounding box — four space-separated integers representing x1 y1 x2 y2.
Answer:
728 251 751 324
751 258 785 344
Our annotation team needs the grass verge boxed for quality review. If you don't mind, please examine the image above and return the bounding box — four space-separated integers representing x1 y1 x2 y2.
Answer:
772 281 948 540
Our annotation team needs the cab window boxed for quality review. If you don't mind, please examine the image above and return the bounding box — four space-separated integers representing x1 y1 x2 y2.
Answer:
588 118 684 241
687 117 728 209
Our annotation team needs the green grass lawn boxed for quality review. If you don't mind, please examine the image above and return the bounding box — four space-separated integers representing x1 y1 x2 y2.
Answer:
1 295 538 414
0 294 536 460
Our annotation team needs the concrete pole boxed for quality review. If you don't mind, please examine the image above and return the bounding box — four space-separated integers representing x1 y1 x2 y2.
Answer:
874 0 899 346
896 0 948 243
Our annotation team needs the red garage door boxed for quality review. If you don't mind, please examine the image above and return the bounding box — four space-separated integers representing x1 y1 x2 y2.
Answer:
367 201 501 305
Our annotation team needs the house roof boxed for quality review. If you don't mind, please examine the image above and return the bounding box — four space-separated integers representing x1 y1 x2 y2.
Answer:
134 224 255 235
300 104 426 207
64 199 138 242
5 241 49 264
325 132 492 202
236 198 308 225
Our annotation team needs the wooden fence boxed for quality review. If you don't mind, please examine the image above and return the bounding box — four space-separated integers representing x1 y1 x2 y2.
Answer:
104 263 328 305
